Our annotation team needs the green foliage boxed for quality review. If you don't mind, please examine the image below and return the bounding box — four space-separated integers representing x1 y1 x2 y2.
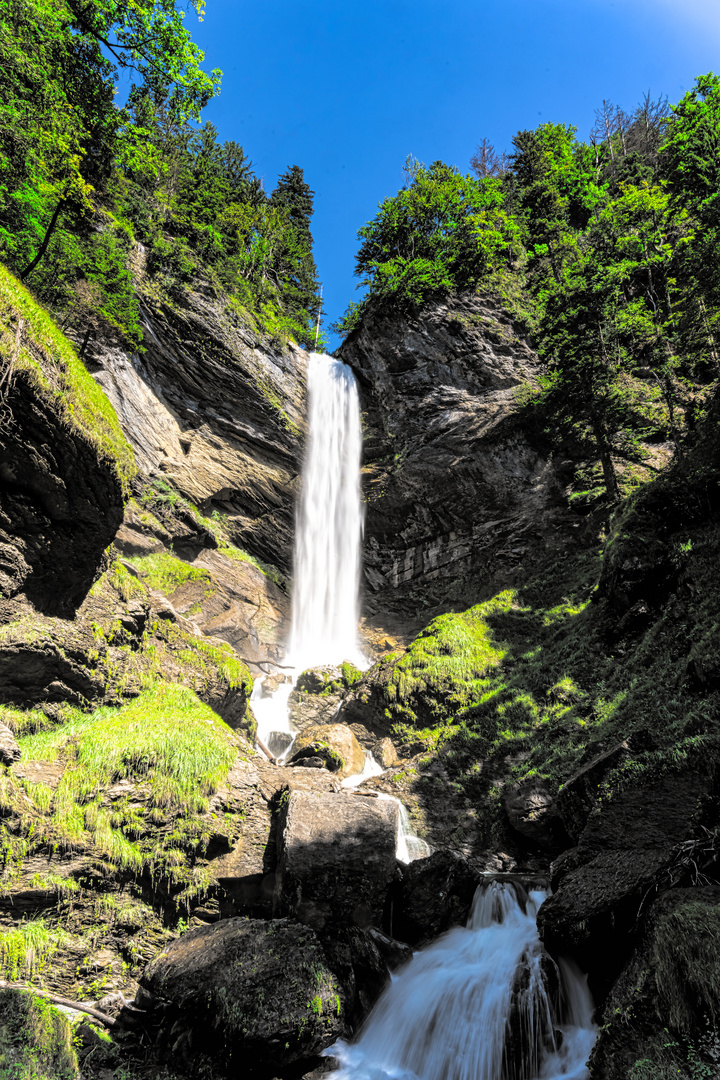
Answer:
0 920 67 982
0 263 136 490
0 990 78 1080
2 684 240 890
126 551 210 594
382 599 508 729
352 161 522 313
653 902 720 1033
339 77 720 502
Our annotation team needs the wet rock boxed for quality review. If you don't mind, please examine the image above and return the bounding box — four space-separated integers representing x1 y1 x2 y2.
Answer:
296 666 343 694
274 791 398 930
503 776 567 852
374 737 399 768
319 926 389 1028
289 723 365 779
265 730 294 758
0 721 20 765
394 849 481 946
367 927 413 971
140 917 346 1078
288 688 343 730
290 755 326 769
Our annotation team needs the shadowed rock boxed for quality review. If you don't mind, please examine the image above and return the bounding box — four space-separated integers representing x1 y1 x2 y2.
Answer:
274 791 398 930
139 917 346 1078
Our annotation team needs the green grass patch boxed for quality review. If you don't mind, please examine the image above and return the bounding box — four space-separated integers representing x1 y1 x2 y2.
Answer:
218 543 286 589
0 989 78 1080
0 263 135 492
126 551 211 594
0 920 68 983
5 684 239 888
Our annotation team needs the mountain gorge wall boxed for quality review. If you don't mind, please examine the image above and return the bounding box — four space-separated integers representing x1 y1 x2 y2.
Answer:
340 293 570 606
84 276 309 574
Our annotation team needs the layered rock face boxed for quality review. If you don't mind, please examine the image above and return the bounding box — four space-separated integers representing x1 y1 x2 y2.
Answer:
85 280 308 572
340 293 566 599
0 373 125 616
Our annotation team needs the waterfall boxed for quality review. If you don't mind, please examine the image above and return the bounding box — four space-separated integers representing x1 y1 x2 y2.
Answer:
289 352 364 673
329 881 596 1080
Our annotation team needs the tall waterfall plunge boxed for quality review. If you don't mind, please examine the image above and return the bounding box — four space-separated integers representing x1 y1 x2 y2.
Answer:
330 881 596 1080
251 352 365 759
289 352 364 672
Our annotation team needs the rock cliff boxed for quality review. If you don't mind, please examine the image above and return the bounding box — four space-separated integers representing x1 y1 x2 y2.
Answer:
83 274 308 574
340 292 569 608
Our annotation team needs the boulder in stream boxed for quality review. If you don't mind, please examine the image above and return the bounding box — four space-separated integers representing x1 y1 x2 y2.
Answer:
393 848 481 945
274 791 399 930
289 723 365 779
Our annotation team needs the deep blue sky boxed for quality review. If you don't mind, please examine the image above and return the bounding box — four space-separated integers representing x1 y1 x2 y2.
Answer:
181 0 720 347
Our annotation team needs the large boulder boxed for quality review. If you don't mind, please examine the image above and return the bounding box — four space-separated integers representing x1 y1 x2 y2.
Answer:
274 791 398 930
289 723 365 779
538 771 711 1000
502 776 567 851
393 849 481 945
139 917 345 1078
589 887 720 1080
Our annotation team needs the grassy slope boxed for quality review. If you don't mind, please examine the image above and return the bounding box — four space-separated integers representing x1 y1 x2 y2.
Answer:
0 683 243 900
0 263 135 490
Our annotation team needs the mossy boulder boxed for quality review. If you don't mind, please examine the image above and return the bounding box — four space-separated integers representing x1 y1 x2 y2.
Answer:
139 917 346 1077
289 723 365 779
589 887 720 1080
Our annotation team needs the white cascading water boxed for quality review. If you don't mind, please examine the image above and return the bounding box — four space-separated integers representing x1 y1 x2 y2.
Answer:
289 352 365 673
252 352 364 755
330 881 596 1080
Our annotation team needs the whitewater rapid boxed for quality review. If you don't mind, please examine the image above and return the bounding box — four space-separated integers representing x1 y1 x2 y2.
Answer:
329 880 596 1080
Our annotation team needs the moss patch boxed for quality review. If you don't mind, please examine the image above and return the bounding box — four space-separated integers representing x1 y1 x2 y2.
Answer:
0 989 78 1079
0 263 135 491
127 552 211 595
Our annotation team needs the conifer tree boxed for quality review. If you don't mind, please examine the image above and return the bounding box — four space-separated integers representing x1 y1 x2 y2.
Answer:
269 165 321 345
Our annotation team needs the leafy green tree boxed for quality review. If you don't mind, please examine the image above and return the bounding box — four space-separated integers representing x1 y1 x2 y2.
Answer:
0 0 220 283
354 161 521 310
660 73 720 375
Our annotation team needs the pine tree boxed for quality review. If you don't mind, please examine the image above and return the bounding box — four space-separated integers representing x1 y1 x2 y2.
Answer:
269 165 321 345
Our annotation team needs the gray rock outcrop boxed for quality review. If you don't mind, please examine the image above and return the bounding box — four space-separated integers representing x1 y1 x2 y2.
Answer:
85 280 308 573
274 791 398 930
339 292 570 599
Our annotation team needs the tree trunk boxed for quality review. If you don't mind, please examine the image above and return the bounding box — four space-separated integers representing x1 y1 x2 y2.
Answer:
19 199 65 280
592 415 620 501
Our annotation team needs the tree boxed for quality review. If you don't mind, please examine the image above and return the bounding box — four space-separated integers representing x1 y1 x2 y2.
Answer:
0 0 220 280
269 165 321 342
470 138 507 179
354 161 521 309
